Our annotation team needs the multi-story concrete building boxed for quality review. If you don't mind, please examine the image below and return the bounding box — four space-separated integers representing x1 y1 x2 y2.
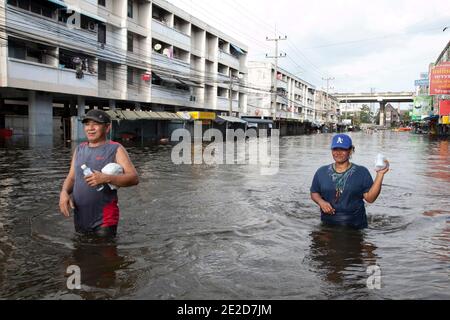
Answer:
314 89 340 131
0 0 248 140
246 61 317 135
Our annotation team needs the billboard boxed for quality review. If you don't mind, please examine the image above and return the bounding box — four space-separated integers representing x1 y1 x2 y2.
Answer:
439 100 450 116
412 96 433 121
430 62 450 95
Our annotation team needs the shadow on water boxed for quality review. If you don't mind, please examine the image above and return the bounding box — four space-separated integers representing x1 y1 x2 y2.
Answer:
307 225 379 298
60 235 135 299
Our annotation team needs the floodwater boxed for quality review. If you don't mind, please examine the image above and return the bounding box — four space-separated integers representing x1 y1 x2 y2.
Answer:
0 131 448 300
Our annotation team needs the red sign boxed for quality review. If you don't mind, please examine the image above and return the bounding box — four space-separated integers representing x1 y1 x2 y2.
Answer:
439 100 450 115
430 62 450 95
141 73 151 81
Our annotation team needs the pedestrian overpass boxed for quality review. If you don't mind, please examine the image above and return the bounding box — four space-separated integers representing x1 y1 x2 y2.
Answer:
334 92 414 126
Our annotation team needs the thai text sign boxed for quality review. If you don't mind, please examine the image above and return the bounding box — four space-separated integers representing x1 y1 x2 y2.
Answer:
430 62 450 95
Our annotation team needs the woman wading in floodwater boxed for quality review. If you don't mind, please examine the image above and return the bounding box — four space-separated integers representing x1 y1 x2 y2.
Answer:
310 134 390 229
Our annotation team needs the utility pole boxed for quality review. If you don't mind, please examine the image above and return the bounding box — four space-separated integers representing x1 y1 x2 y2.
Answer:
266 32 287 124
229 73 234 117
322 77 334 128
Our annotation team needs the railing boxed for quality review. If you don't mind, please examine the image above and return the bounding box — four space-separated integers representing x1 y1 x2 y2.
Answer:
151 85 192 106
276 80 288 90
152 19 190 51
152 52 191 75
7 58 97 96
6 7 98 52
217 96 238 111
218 50 239 69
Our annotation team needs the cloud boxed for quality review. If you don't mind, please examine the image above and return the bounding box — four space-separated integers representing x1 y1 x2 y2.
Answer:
166 0 450 92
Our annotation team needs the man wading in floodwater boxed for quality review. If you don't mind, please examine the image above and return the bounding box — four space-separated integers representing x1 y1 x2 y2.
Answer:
59 110 139 238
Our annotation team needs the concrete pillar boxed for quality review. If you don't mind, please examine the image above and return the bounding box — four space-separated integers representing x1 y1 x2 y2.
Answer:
28 91 53 136
77 96 86 117
70 98 77 117
109 99 116 110
0 98 5 129
379 101 386 126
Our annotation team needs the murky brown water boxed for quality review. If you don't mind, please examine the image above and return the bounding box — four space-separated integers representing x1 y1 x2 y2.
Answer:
0 131 448 299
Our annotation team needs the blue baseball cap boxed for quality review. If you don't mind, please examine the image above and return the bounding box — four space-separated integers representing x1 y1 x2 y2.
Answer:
331 134 353 149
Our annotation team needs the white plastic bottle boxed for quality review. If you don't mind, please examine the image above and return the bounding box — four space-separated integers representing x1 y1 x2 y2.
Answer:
375 153 387 171
81 164 104 191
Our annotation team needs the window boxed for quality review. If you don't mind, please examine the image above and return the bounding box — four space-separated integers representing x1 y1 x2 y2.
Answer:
127 67 134 85
8 38 47 63
127 0 133 19
98 61 106 80
8 39 26 60
98 24 106 44
98 0 106 6
127 32 133 52
10 0 54 18
18 0 30 10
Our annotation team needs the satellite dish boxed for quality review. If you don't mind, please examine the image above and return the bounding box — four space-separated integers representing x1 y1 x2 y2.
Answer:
154 43 162 51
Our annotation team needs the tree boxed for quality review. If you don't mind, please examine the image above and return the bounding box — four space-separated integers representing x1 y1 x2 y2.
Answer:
401 110 412 124
360 104 374 124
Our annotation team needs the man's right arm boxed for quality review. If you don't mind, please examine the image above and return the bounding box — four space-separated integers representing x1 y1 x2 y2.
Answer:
59 150 76 217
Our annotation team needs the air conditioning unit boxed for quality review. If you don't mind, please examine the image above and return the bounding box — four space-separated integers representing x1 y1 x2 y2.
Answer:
88 21 97 32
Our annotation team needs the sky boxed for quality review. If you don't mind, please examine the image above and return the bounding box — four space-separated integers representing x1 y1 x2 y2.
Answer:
166 0 450 95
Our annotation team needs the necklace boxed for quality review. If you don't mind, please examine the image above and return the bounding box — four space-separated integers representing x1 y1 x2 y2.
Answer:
331 163 353 203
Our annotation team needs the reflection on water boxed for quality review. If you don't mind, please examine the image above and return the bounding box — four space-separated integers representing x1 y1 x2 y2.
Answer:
62 237 133 299
0 132 449 299
309 225 378 287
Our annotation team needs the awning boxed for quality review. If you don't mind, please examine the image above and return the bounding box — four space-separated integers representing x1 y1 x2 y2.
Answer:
67 5 107 23
153 72 183 85
216 115 247 124
423 115 440 121
106 110 184 121
189 111 216 120
47 0 68 7
177 78 204 88
231 44 245 55
241 117 273 124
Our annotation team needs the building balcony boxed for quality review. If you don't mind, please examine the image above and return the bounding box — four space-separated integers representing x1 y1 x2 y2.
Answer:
7 58 97 97
151 52 191 76
217 73 230 87
98 7 122 28
276 80 288 91
276 95 289 105
126 19 148 38
151 85 193 107
217 96 239 111
218 50 239 69
98 80 126 100
6 7 98 52
152 20 190 51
